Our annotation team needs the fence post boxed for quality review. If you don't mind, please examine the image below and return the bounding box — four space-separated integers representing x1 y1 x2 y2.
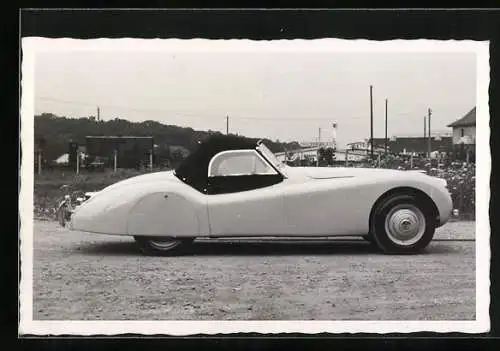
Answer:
410 154 413 169
76 151 80 175
377 153 381 168
113 149 118 173
345 149 348 167
150 149 153 171
459 184 464 216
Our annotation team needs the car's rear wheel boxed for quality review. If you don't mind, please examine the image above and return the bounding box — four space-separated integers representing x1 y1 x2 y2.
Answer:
371 194 436 254
361 234 379 249
133 236 193 256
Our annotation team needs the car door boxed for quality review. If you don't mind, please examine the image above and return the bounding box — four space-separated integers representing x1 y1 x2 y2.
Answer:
281 176 365 236
206 150 286 236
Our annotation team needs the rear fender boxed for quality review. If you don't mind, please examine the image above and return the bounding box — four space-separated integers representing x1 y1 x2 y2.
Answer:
127 192 201 237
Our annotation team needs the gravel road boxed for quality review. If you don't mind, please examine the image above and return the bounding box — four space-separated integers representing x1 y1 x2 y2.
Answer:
31 220 476 320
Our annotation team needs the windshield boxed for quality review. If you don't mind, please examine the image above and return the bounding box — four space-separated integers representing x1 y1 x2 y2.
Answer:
256 142 288 176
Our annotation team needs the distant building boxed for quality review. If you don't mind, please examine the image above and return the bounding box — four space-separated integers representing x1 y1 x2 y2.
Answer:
299 141 335 149
369 136 453 155
299 122 338 150
447 107 476 145
347 140 387 155
447 107 476 161
275 147 366 163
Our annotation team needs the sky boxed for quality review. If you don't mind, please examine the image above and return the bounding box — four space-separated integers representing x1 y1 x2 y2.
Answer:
34 45 477 148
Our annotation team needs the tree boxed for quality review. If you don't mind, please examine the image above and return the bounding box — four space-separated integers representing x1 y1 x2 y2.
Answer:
34 113 302 167
317 147 336 166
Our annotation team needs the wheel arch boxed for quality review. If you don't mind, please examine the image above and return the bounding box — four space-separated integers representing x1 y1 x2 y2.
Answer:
126 190 201 237
368 186 439 232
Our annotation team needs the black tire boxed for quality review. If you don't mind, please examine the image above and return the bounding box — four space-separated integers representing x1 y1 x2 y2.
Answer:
133 236 193 256
370 194 436 254
362 234 378 248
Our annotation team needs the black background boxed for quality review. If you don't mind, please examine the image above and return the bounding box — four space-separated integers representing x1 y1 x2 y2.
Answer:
14 7 500 351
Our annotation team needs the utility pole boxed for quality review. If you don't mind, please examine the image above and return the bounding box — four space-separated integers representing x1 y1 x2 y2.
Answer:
226 115 229 135
428 108 432 158
384 98 388 154
424 116 427 141
97 106 100 121
315 127 322 167
150 149 153 171
370 85 374 160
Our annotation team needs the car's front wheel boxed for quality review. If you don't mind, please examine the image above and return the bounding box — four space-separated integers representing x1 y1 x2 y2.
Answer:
371 194 436 254
133 236 193 256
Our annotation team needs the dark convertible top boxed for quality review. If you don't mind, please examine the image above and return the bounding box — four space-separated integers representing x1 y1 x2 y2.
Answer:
174 134 257 192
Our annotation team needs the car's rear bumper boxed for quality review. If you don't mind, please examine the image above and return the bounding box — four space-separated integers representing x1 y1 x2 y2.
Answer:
437 192 454 227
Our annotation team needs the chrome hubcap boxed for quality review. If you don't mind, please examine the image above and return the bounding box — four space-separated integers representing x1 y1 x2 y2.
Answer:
148 239 180 250
384 204 426 246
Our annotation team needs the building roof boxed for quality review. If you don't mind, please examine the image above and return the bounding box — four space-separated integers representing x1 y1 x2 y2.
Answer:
85 136 153 139
447 107 476 128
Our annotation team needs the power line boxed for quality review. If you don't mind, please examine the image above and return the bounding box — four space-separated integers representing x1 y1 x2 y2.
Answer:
36 97 447 127
428 108 432 157
36 96 366 121
384 98 388 154
227 116 359 121
37 97 220 118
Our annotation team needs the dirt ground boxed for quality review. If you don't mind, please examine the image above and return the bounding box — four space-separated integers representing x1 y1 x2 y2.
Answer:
30 220 476 321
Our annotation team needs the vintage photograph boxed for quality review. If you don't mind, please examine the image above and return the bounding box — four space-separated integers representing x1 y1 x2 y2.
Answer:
19 38 490 334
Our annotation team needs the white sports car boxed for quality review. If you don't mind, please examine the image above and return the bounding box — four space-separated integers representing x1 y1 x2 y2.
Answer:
58 135 453 255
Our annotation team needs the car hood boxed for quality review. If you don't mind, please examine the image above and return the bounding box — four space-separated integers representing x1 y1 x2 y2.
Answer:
284 166 405 180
